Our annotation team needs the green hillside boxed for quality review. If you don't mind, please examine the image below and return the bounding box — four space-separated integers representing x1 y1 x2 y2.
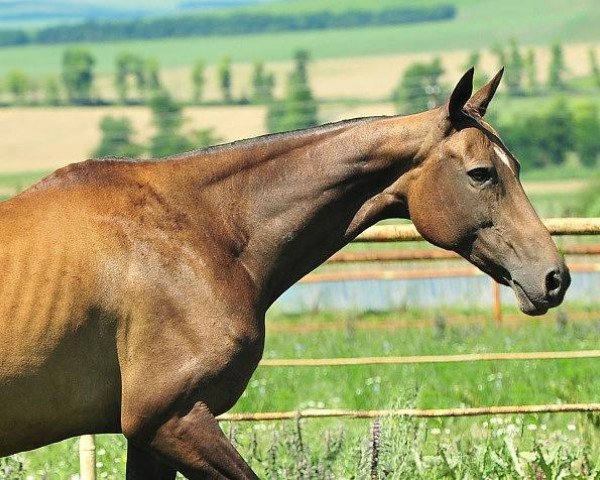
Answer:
0 0 597 76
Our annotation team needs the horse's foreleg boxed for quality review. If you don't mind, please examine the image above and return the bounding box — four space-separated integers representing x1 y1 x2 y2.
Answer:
140 401 258 480
125 442 177 480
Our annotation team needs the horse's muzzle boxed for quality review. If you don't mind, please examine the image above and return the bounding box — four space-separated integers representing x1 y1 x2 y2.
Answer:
509 263 571 316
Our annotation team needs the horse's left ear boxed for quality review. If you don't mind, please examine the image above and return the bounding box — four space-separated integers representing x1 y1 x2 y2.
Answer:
447 67 474 123
465 67 504 117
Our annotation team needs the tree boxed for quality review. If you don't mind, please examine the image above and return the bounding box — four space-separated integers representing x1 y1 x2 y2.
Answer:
191 59 205 104
499 98 575 168
115 52 133 104
6 69 29 104
392 58 444 114
293 50 309 83
62 47 95 104
542 97 574 164
144 58 161 94
573 101 600 167
43 75 61 106
506 38 524 95
115 53 158 104
217 56 232 103
266 49 318 133
93 116 144 158
251 61 275 103
548 42 566 90
491 44 507 68
524 49 538 94
148 90 192 157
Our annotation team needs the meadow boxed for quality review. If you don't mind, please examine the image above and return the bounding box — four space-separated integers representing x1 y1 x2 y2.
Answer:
6 309 600 478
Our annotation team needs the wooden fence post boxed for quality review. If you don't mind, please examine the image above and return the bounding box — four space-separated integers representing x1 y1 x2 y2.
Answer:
79 435 96 480
492 280 502 325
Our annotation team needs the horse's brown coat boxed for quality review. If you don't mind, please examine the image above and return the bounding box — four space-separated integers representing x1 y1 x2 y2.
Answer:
0 69 569 478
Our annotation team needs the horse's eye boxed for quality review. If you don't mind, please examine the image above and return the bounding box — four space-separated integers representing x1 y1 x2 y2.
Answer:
467 167 493 184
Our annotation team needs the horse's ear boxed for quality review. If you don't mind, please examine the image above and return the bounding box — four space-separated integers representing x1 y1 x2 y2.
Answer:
447 67 474 123
465 67 504 117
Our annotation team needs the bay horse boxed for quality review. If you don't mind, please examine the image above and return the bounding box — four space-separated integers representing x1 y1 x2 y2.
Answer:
0 68 569 478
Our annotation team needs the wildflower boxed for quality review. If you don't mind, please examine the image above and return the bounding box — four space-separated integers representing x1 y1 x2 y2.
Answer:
430 428 441 435
567 424 576 431
527 424 537 431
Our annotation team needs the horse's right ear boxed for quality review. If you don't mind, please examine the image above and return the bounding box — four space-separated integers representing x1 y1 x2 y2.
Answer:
446 67 474 124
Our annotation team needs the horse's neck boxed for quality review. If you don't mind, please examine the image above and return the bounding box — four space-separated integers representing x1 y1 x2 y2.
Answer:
174 113 434 310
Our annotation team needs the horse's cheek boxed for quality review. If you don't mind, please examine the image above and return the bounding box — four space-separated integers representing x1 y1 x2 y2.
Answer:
409 177 464 249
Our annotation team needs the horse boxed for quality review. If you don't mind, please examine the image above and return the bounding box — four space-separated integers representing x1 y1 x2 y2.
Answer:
0 68 569 478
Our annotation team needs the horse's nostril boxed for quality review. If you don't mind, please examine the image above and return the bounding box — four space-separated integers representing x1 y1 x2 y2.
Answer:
545 269 562 296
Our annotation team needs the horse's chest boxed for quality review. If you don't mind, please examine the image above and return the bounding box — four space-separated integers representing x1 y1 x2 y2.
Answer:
200 323 265 415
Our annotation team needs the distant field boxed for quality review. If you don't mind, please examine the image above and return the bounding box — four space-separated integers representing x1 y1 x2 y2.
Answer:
0 0 597 79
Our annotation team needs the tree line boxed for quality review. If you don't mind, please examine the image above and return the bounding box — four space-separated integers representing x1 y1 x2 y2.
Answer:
0 48 274 107
392 40 578 116
0 5 455 47
1 45 320 129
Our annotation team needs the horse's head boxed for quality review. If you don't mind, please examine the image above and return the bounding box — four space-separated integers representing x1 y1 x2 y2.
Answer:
407 68 570 315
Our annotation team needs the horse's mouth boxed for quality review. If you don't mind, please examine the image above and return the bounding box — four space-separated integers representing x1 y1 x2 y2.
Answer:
480 264 550 316
508 279 549 316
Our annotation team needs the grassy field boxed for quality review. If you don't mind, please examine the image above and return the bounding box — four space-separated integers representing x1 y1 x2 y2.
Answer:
6 310 600 478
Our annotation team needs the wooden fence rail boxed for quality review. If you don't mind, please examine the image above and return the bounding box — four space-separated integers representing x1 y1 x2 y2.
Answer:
217 403 600 421
328 244 600 263
258 349 600 367
300 263 600 284
355 218 600 242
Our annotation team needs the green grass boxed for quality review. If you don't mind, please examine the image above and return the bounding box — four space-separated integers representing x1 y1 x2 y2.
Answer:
0 170 49 189
6 310 600 478
0 0 597 76
241 312 600 412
